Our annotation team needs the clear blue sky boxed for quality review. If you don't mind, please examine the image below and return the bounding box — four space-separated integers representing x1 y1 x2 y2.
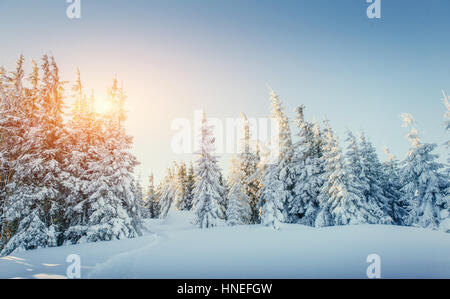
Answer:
1 0 449 183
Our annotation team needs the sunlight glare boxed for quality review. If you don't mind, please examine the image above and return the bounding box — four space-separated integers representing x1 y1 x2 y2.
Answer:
94 98 113 114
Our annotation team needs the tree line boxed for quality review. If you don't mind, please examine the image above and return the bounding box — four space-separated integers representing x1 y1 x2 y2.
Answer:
0 54 448 256
147 90 449 233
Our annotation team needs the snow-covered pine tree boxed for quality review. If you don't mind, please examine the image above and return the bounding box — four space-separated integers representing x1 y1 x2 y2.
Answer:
268 89 294 222
400 113 448 230
259 164 285 230
192 112 224 228
226 157 251 226
315 120 333 227
238 113 261 224
134 175 145 216
443 91 450 151
63 70 99 244
145 174 160 219
24 60 40 120
0 65 13 251
316 121 376 227
291 106 323 226
158 165 177 218
175 162 191 211
185 163 196 211
83 77 142 242
382 147 407 225
2 55 68 255
0 59 45 251
441 92 450 232
344 131 386 224
0 66 8 250
217 172 228 219
227 111 261 227
358 132 392 224
251 141 271 224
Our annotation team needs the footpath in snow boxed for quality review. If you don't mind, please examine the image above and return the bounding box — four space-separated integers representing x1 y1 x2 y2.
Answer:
0 211 449 279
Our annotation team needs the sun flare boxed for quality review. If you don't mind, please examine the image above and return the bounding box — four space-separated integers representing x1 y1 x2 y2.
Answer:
94 98 113 114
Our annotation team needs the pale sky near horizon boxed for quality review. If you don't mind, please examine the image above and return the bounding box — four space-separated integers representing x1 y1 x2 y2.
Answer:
1 0 449 185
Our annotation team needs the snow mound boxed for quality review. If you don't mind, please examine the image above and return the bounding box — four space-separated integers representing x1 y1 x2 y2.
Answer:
163 209 196 228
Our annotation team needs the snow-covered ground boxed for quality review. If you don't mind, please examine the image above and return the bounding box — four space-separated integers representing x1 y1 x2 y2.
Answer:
0 210 449 279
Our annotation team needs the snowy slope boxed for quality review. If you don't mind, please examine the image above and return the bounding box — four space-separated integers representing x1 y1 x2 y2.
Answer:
0 210 449 279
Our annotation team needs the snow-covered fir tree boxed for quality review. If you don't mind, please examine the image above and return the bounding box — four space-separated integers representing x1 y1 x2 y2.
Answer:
265 90 294 222
174 162 191 211
158 166 177 218
63 71 100 244
441 92 450 232
237 113 261 224
358 132 393 224
192 112 224 228
0 61 27 251
217 172 228 219
226 157 251 226
134 175 145 216
443 91 450 151
344 131 386 224
0 58 44 251
291 106 324 226
185 163 196 211
145 174 160 219
316 121 376 227
81 77 142 242
2 55 67 255
251 141 271 224
382 147 407 225
259 164 285 230
399 113 448 230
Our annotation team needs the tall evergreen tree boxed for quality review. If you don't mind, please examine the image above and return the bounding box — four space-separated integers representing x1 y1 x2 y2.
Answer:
344 131 386 224
81 77 142 242
291 106 324 226
63 70 99 244
259 164 285 230
217 172 228 219
382 147 407 225
134 175 145 217
145 174 160 219
0 64 21 251
237 113 261 224
266 90 294 221
226 157 251 226
400 114 448 230
185 163 196 211
2 55 68 255
192 112 224 228
443 91 450 151
158 166 177 218
316 121 376 227
441 92 450 232
174 162 191 211
358 133 392 224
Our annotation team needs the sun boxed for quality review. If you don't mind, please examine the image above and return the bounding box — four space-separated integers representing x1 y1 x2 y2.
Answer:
94 98 113 114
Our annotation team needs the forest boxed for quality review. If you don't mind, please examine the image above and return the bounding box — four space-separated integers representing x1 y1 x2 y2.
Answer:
0 55 448 257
